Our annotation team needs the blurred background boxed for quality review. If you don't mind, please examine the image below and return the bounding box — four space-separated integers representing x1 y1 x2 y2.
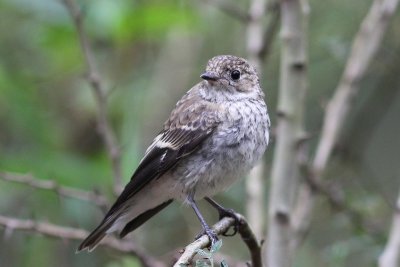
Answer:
0 0 399 266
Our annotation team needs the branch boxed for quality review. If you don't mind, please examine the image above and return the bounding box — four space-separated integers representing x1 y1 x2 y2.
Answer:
174 214 262 267
61 0 123 194
0 171 109 211
200 0 251 22
312 0 399 176
292 160 383 248
379 189 400 267
0 215 165 267
237 215 263 267
259 1 280 62
246 0 268 70
292 0 400 249
266 0 309 266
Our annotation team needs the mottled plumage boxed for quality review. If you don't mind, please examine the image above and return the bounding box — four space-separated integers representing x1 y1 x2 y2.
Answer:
78 55 270 252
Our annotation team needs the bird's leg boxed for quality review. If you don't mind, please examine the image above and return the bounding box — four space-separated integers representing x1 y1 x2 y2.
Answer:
187 194 219 247
204 197 241 237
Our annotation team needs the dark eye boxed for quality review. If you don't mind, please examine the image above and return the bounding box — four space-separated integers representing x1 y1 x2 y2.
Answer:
230 70 241 80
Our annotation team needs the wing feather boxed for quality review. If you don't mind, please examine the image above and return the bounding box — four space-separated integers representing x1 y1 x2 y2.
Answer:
78 90 223 251
105 96 221 217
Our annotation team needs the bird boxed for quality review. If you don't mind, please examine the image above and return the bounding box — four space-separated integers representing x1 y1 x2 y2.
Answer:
77 55 270 252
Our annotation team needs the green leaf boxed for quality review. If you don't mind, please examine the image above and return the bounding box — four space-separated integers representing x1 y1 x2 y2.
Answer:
195 259 210 267
210 240 223 253
195 248 212 259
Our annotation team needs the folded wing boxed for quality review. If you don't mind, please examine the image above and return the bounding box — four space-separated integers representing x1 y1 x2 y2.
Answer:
78 94 221 252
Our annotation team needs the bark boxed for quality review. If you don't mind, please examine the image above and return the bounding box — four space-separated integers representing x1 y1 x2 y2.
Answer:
266 0 309 266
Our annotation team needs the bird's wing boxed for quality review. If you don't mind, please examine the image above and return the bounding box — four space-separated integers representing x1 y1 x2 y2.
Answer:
106 95 221 216
78 93 222 252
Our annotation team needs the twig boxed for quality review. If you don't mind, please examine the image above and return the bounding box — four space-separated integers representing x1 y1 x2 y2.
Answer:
0 171 109 211
259 1 280 62
312 0 399 176
174 214 262 267
266 0 309 266
61 0 123 194
168 247 244 266
200 0 251 22
0 215 165 267
292 0 400 249
379 189 400 267
246 0 268 70
293 134 384 247
294 161 383 246
237 214 263 267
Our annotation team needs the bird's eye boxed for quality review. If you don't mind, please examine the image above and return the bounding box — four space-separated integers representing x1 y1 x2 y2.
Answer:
230 70 241 81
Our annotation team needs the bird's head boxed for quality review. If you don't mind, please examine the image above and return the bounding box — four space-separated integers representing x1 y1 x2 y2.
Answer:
200 55 260 94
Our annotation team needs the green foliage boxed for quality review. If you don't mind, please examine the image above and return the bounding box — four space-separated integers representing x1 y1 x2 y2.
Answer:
195 240 225 267
113 2 200 43
69 0 201 44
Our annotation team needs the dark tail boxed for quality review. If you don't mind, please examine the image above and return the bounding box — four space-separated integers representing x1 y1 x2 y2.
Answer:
77 217 116 252
120 199 173 238
77 199 173 252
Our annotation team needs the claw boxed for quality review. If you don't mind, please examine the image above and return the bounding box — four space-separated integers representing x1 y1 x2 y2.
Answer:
195 227 219 248
218 208 241 236
206 229 218 247
204 197 242 237
205 227 219 248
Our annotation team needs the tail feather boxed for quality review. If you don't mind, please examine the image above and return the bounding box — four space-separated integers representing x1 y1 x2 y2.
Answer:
77 199 173 252
120 199 173 238
77 217 116 252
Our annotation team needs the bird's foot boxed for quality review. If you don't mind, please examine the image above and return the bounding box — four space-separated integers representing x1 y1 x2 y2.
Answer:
217 208 241 237
195 227 219 248
204 198 242 237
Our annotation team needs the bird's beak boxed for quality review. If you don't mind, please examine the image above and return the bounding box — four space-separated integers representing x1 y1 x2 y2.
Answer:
200 72 219 81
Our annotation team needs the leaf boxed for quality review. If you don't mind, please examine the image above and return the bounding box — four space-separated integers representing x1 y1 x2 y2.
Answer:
195 248 212 258
210 240 223 253
195 259 210 267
